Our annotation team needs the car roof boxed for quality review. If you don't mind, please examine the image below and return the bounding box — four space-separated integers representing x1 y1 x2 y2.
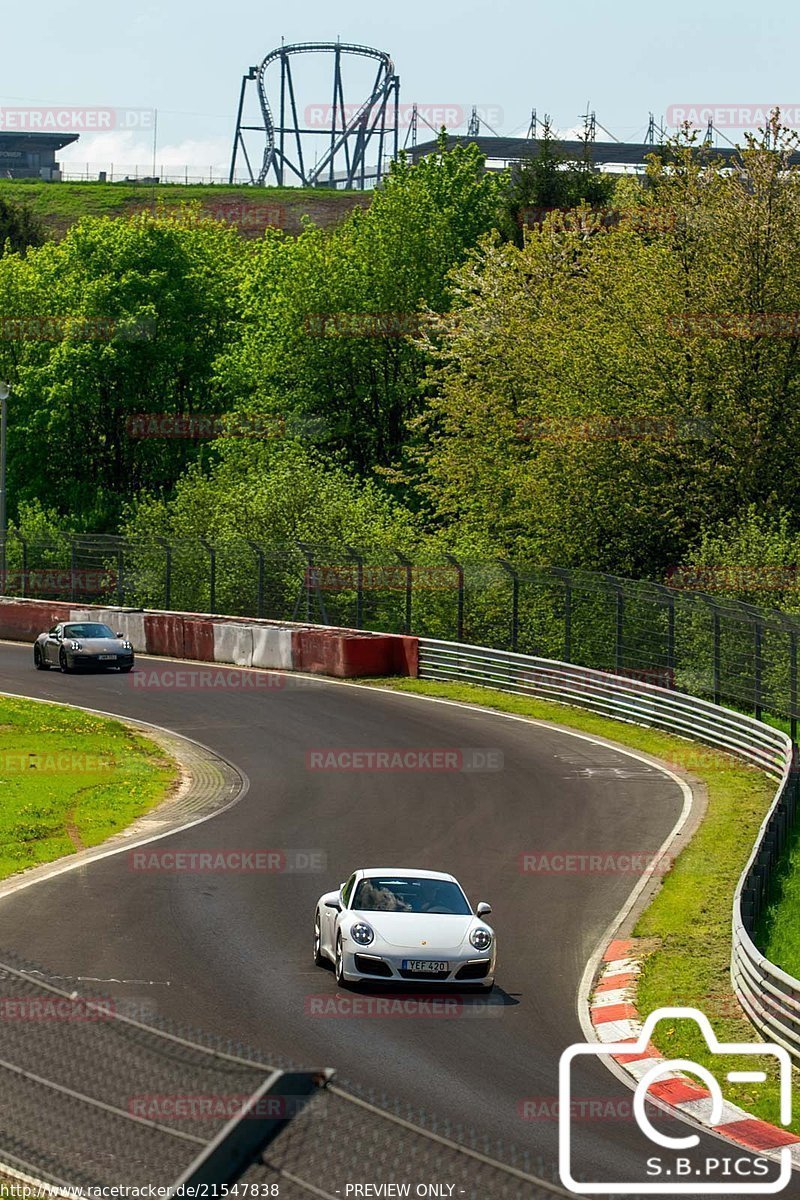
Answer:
357 868 459 883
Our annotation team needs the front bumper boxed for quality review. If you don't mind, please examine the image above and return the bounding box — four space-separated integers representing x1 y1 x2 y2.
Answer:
70 653 135 670
342 945 495 986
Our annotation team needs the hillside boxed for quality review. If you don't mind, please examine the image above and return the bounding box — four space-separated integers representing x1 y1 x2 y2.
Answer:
0 179 371 239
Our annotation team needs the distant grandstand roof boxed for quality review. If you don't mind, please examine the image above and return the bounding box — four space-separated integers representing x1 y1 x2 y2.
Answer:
409 134 800 169
0 131 78 179
0 132 79 152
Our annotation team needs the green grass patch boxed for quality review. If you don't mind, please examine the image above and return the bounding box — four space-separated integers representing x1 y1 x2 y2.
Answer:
0 179 367 239
0 694 177 879
369 678 794 1129
757 826 800 979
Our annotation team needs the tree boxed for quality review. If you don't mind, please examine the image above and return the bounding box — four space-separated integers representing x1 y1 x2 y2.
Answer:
414 122 800 577
0 196 45 256
0 205 247 529
498 116 615 245
121 437 421 614
214 140 505 478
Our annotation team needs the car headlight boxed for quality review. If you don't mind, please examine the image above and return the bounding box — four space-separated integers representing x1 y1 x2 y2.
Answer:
69 641 82 651
470 927 493 952
350 922 374 946
122 640 133 651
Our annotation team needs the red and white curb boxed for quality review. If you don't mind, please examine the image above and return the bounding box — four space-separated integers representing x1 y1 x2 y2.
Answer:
591 938 800 1164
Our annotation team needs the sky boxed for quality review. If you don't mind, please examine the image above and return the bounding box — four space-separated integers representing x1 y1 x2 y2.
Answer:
2 0 798 180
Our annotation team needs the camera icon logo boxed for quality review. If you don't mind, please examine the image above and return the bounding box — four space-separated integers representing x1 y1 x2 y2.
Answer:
559 1007 793 1194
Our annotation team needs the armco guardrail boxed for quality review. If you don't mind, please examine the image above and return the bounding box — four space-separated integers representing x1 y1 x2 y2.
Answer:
417 638 800 1056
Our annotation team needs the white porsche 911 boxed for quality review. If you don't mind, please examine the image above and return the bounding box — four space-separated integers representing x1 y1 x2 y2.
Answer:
314 868 496 990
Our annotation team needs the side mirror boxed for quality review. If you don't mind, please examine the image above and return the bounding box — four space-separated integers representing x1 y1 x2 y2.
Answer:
476 902 492 917
325 899 342 911
116 632 124 639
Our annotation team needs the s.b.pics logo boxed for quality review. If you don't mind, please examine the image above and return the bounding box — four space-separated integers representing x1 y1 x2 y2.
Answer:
559 1008 793 1194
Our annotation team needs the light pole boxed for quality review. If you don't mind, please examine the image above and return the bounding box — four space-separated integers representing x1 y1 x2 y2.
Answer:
0 380 8 591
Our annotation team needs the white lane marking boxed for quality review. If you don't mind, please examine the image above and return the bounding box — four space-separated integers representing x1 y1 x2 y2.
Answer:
24 970 171 987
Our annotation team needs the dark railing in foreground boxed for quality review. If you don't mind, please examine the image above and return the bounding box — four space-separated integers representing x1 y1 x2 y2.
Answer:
3 532 800 737
0 946 565 1197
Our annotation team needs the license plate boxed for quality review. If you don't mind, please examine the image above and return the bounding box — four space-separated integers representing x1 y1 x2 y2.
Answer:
402 960 449 973
98 655 116 661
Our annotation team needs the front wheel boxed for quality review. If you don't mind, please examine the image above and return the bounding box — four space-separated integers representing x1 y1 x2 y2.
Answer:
59 649 72 674
33 645 49 671
313 912 325 967
335 935 348 988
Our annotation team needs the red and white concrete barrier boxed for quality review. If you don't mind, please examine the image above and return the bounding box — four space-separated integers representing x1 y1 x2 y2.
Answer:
0 597 418 680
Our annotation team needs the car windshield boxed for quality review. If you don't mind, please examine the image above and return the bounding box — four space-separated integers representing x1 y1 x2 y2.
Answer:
352 877 471 915
64 624 115 639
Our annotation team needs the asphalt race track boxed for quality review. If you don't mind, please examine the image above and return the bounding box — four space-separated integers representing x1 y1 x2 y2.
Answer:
0 641 795 1198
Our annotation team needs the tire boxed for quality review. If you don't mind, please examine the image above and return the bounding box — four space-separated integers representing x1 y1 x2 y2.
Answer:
313 912 325 967
118 664 133 674
59 649 72 674
335 934 348 988
33 645 49 671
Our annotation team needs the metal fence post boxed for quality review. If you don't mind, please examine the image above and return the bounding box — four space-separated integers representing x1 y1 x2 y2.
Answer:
70 537 77 603
295 542 326 624
667 591 676 675
445 554 464 642
395 550 413 634
18 535 26 598
248 542 265 619
156 538 172 610
564 577 572 661
498 560 519 651
346 545 364 630
200 539 216 615
712 605 721 705
791 630 798 744
754 618 763 722
615 585 624 673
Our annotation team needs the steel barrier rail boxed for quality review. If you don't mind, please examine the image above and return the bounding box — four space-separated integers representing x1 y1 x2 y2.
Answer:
417 638 800 1056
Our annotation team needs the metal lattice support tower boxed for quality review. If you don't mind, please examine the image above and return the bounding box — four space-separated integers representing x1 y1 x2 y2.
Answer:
229 42 400 189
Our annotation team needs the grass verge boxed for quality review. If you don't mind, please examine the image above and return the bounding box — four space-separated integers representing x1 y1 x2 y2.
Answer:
368 677 794 1131
0 694 177 880
757 828 800 979
0 179 368 239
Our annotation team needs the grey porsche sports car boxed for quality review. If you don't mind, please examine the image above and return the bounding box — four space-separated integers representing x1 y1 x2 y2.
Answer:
33 621 135 674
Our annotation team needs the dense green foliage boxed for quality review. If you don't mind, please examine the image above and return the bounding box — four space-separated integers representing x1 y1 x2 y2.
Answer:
0 209 244 528
0 196 45 256
3 123 800 598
